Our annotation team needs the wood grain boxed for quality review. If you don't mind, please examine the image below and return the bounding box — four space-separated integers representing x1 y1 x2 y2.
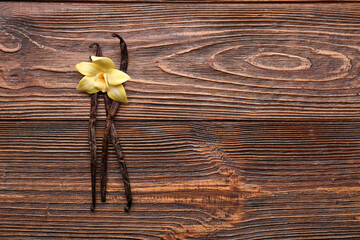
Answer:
1 3 360 120
1 2 360 239
1 120 360 239
26 0 360 3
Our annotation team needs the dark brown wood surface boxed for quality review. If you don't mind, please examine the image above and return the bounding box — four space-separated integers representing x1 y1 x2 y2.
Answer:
26 0 360 3
1 2 360 239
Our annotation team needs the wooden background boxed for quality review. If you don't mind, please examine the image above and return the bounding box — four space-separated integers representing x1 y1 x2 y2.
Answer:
1 1 360 239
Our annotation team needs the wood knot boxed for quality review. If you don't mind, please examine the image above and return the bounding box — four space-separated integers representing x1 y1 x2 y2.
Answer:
208 45 352 81
0 26 22 53
6 69 25 84
218 166 235 176
245 52 312 71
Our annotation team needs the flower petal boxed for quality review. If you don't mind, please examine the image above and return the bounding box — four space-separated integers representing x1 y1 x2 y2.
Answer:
94 73 108 93
105 69 130 85
107 84 128 103
91 56 115 71
76 76 99 94
76 62 102 76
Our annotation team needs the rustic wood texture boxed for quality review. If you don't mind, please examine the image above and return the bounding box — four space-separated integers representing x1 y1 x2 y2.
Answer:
1 3 360 120
1 2 360 239
1 121 360 239
28 0 360 3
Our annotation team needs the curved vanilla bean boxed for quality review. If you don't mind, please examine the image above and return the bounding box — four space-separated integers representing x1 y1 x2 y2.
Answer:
100 34 132 211
112 33 128 71
89 42 103 57
88 42 102 211
112 33 132 212
110 121 132 212
103 93 132 212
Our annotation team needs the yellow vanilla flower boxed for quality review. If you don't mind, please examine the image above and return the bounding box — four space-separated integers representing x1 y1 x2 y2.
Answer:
76 56 130 103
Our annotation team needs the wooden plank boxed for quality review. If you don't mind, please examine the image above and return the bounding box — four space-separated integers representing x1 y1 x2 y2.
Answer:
24 0 360 3
0 120 360 239
1 2 360 120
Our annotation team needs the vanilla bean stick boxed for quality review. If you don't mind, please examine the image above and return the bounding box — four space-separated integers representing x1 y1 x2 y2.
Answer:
98 44 123 203
89 93 97 211
99 33 132 211
112 33 128 71
96 42 108 203
103 93 132 212
88 43 102 211
110 120 132 212
112 33 132 212
100 94 112 202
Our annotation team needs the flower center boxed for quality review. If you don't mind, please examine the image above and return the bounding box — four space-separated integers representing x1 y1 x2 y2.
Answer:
99 72 105 82
99 72 109 91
